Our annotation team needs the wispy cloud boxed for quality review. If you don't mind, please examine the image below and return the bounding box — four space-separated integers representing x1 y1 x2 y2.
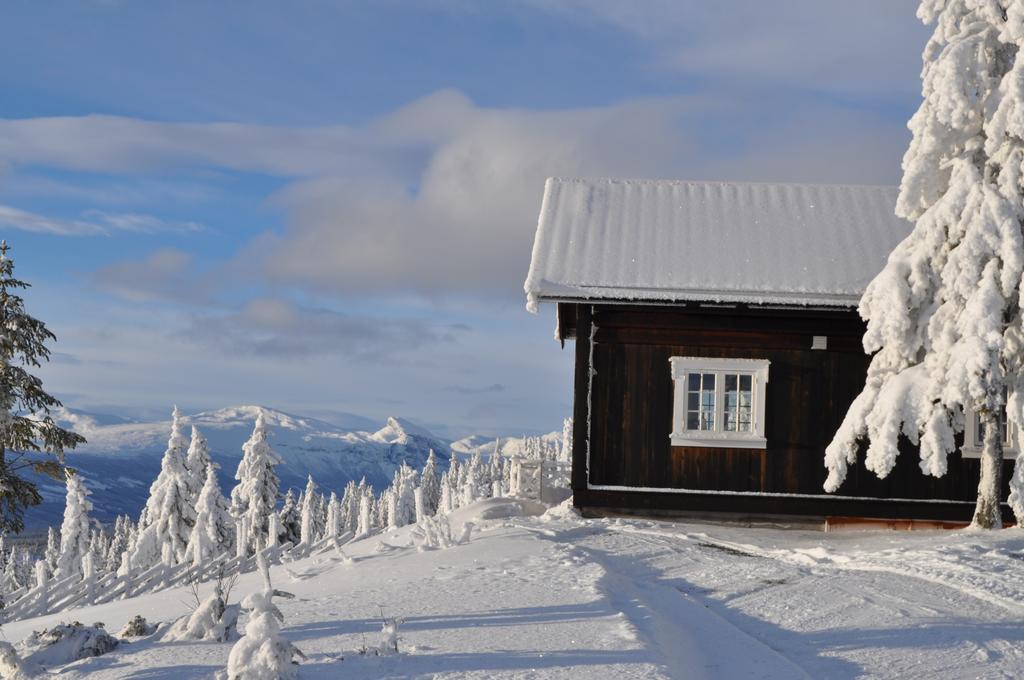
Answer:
0 204 106 236
92 248 213 303
182 298 454 360
0 203 203 237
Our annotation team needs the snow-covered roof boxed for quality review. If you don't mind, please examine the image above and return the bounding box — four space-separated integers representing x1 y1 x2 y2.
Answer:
524 178 912 310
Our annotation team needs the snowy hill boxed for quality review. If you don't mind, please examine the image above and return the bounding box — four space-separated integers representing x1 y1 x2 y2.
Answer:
3 501 1024 678
28 406 453 529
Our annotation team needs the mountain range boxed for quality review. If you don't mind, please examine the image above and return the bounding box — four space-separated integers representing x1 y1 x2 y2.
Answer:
26 405 460 530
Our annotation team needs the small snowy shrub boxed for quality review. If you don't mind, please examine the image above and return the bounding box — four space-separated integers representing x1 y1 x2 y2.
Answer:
166 592 240 643
0 641 38 679
118 615 157 638
411 515 473 551
18 622 119 668
226 554 304 679
378 617 402 656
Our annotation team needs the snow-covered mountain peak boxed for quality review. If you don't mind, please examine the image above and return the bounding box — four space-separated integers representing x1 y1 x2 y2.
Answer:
369 416 436 445
187 405 338 434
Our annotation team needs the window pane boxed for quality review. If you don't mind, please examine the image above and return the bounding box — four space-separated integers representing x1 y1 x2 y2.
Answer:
700 373 715 431
688 373 701 391
687 412 700 430
724 374 737 431
738 374 753 432
687 392 699 411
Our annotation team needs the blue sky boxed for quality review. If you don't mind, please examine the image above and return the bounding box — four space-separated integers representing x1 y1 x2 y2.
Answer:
1 1 927 437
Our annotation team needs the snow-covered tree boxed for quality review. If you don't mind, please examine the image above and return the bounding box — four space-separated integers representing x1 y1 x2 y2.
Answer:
55 470 92 579
488 441 505 498
44 526 59 575
184 426 211 505
560 418 573 462
462 450 485 506
105 515 131 573
356 487 373 538
0 241 85 533
186 464 235 566
2 548 20 592
278 489 300 545
394 463 417 528
230 411 282 555
299 476 321 546
226 553 302 679
438 469 454 514
129 407 194 569
339 480 358 534
825 1 1024 528
420 451 441 516
323 492 341 544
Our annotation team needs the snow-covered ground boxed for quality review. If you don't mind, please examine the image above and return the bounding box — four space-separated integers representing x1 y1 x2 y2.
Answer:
5 499 1023 678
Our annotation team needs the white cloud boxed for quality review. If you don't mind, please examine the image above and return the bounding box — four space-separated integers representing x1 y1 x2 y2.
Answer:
183 298 456 360
92 248 211 303
524 0 927 99
4 89 910 299
0 203 107 236
0 203 204 237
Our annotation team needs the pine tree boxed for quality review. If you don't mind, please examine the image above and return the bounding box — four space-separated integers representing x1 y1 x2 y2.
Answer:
825 2 1024 528
129 407 194 568
55 470 92 579
394 463 417 527
299 476 320 546
420 451 441 516
105 515 130 573
489 442 505 498
356 487 373 537
323 492 341 544
463 450 484 506
44 526 59 574
339 480 358 534
184 426 211 506
278 489 301 545
0 242 85 532
439 469 453 514
230 411 282 555
186 464 235 566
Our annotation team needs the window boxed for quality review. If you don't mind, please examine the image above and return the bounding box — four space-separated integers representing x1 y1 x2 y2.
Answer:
670 357 769 449
962 399 1017 458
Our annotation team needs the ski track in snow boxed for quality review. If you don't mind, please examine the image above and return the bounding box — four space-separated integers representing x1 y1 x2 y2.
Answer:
3 503 1024 678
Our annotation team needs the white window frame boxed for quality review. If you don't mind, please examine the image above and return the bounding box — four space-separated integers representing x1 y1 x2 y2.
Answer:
962 404 1017 459
669 357 770 449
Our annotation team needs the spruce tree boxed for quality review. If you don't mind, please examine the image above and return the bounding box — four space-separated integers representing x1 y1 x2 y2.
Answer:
129 407 194 568
420 451 441 516
299 476 320 546
184 425 211 506
339 480 358 534
186 463 234 566
278 488 301 545
0 242 85 532
394 463 417 527
230 411 281 555
826 1 1024 528
55 469 92 580
44 526 59 575
323 492 340 544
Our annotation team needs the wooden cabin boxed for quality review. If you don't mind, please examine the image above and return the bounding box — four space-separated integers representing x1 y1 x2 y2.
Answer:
525 177 1014 524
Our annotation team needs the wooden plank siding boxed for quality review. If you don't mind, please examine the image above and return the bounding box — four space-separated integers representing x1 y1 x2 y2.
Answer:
567 302 1014 521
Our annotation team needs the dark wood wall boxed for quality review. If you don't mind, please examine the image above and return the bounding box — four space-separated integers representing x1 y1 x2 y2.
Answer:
569 302 1014 521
